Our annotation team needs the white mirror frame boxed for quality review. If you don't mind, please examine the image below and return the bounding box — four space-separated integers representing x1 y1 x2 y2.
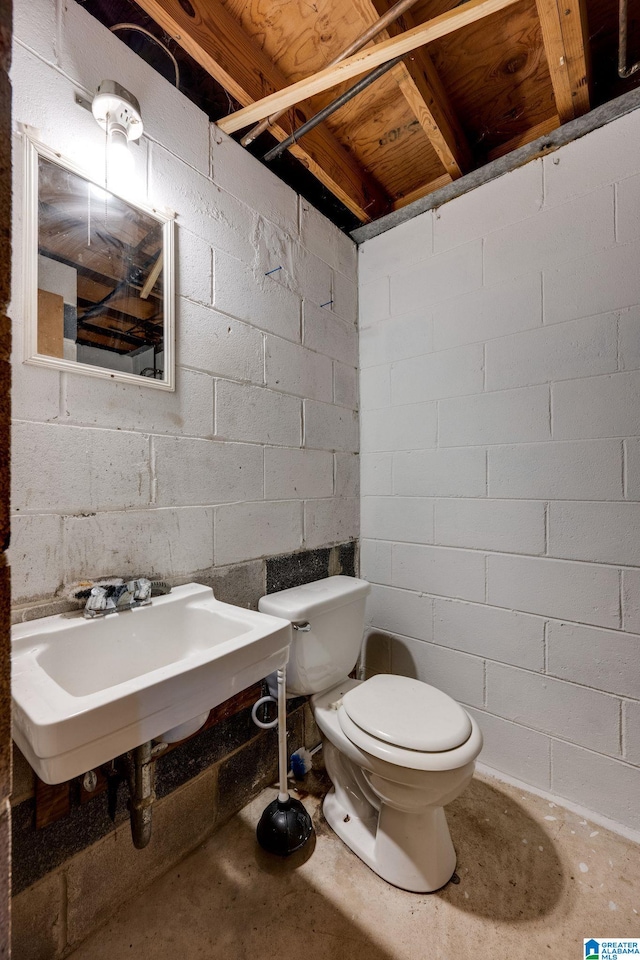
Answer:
22 134 176 391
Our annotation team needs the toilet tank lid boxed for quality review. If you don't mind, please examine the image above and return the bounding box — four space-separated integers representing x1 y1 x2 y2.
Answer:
342 674 472 752
259 575 371 621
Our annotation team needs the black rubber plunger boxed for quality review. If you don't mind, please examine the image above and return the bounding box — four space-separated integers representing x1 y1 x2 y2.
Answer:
256 667 314 856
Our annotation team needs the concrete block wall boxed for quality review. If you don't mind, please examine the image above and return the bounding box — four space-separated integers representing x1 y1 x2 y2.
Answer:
359 111 640 833
9 0 359 609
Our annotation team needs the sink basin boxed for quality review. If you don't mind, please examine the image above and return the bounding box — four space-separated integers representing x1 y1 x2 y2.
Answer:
12 583 292 784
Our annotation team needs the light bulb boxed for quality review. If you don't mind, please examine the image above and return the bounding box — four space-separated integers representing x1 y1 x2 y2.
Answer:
107 122 134 191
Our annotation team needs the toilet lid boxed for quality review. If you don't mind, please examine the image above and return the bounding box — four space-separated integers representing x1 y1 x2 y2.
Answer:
341 675 472 752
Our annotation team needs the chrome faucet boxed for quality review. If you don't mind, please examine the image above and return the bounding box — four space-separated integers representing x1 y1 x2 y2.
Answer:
83 578 161 619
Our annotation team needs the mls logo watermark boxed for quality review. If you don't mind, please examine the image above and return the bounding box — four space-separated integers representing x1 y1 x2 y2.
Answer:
585 940 640 958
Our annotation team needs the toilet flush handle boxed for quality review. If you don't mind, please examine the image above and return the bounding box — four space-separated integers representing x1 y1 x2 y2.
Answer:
292 620 311 632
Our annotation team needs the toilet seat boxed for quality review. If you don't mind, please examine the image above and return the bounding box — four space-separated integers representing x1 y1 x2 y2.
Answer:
334 674 481 772
341 674 471 752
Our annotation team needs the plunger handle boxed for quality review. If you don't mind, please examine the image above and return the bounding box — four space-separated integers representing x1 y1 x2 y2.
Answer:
277 667 289 803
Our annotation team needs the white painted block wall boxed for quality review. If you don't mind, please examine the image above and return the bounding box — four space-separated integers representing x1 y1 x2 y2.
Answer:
359 113 640 832
9 0 358 603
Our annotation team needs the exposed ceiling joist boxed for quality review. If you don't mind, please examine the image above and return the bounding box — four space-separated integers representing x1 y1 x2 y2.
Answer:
217 0 522 135
535 0 590 121
133 0 391 221
368 0 473 178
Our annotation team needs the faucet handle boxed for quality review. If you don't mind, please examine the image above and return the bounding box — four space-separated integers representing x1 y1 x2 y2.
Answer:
127 578 152 603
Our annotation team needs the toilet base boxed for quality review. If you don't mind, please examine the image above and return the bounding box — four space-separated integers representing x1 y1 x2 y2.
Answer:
323 787 457 893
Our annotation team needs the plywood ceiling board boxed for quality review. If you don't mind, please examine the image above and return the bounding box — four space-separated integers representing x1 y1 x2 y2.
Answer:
134 0 390 221
322 71 448 197
428 0 558 158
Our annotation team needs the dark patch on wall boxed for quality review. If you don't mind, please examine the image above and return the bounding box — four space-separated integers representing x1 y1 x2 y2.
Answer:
266 541 358 594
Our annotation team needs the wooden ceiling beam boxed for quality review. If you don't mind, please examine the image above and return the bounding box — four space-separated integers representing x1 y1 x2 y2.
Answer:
535 0 590 122
368 0 473 178
217 0 521 135
133 0 390 222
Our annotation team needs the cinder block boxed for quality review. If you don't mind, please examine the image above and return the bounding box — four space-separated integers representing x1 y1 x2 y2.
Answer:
467 708 551 789
439 385 550 447
484 186 614 286
11 323 60 423
12 870 65 960
291 244 334 308
303 300 357 364
551 740 640 832
361 496 434 544
393 447 486 498
334 452 359 499
433 598 544 670
61 0 210 175
548 501 640 565
265 336 333 402
359 276 389 325
435 498 545 555
486 661 620 754
485 313 618 391
366 583 433 642
264 447 333 500
151 144 255 264
543 109 640 207
211 127 298 234
360 364 390 410
215 500 302 565
63 366 214 438
544 237 640 324
300 198 357 278
432 273 542 352
214 252 301 342
552 372 640 440
63 507 213 583
177 300 263 384
176 230 213 306
304 399 358 452
391 240 483 315
154 437 263 507
359 211 432 285
622 568 640 633
616 171 640 243
14 0 58 62
361 401 436 452
9 514 63 602
547 620 640 699
392 542 486 602
360 538 392 584
12 422 150 512
618 305 640 371
304 497 359 549
359 311 433 368
66 769 217 947
361 453 393 496
622 700 640 764
390 633 485 708
626 438 640 499
332 270 358 324
391 342 483 404
434 161 543 253
333 361 357 409
488 439 623 500
216 381 301 447
487 554 620 628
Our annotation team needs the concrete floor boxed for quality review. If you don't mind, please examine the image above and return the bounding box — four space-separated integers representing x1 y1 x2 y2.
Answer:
68 767 640 960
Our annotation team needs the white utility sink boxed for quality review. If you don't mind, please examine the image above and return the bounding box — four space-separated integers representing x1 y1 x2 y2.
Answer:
12 583 292 784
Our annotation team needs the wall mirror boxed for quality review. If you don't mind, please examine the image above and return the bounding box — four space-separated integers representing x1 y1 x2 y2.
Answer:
23 136 175 390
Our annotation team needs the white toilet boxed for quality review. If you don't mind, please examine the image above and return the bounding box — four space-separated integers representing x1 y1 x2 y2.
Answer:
259 575 483 893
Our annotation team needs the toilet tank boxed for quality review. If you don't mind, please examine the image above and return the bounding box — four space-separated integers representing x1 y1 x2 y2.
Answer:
258 576 371 696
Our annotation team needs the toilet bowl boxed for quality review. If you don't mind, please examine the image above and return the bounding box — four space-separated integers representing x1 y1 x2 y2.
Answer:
259 576 483 893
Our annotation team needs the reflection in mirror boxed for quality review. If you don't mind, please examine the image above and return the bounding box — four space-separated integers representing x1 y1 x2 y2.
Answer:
25 138 174 389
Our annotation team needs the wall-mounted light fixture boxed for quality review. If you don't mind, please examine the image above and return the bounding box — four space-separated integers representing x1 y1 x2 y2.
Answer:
91 80 143 187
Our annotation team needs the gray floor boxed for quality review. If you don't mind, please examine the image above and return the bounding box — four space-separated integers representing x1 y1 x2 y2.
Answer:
68 767 640 959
